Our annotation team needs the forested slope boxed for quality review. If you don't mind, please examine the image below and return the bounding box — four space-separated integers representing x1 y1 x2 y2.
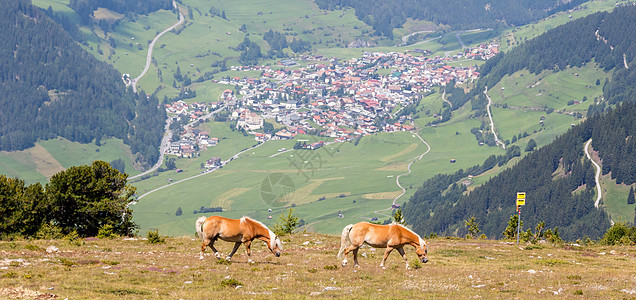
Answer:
405 5 636 241
405 102 636 240
474 5 636 113
0 0 165 167
315 0 586 37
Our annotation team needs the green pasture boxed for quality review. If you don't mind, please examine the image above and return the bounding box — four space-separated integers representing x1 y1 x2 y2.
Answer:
0 151 47 184
600 177 635 225
31 0 77 22
39 138 137 174
132 131 432 235
0 138 137 184
488 64 606 112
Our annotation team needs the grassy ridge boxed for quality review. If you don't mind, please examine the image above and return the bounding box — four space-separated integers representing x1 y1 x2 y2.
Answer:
1 234 634 298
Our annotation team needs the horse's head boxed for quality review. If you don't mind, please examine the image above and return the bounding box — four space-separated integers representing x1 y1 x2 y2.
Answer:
269 235 283 257
416 238 428 263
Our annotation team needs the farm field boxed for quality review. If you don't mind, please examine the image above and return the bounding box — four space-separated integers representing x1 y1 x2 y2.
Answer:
1 234 635 298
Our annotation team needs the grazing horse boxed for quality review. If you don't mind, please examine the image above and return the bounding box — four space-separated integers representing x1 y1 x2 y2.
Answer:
338 222 428 269
196 216 282 263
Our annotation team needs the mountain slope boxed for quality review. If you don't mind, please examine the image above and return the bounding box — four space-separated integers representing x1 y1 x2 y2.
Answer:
0 0 165 168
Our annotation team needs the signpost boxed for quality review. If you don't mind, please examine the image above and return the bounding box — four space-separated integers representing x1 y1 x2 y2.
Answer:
516 192 526 244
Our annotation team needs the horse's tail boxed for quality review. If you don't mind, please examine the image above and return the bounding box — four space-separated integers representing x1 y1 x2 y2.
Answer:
195 216 207 241
337 224 354 259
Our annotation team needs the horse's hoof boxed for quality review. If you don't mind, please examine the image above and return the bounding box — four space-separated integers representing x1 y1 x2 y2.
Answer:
248 260 255 264
341 260 347 266
225 257 232 261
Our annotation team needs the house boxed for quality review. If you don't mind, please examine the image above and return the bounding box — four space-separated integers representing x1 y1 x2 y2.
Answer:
206 157 222 168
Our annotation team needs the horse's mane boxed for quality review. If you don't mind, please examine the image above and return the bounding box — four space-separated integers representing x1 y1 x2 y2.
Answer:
241 216 279 249
392 223 426 247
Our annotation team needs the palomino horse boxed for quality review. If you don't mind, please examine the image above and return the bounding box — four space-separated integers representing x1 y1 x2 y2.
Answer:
338 222 428 269
196 216 282 263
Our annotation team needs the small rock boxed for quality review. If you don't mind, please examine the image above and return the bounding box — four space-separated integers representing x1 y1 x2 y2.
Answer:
323 287 339 291
310 292 322 296
609 250 616 255
302 241 311 245
46 246 58 253
184 281 193 284
527 270 537 274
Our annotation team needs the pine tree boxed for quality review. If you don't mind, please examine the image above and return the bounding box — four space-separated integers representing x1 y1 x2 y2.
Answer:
628 187 635 205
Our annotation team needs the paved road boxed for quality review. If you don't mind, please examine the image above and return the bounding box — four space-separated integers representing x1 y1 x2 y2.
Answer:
371 131 431 219
129 118 173 180
132 0 184 93
484 87 506 149
584 139 603 208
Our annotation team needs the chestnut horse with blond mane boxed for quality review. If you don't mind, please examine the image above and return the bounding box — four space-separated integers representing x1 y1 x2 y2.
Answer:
196 216 282 263
338 222 428 269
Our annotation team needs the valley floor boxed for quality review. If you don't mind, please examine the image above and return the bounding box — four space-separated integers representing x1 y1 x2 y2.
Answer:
1 234 635 298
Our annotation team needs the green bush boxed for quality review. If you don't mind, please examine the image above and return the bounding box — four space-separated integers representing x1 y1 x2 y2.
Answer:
146 230 165 244
600 223 636 245
97 224 119 239
35 222 64 240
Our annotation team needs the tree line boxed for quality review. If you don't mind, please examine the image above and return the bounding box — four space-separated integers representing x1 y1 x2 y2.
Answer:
0 0 165 168
315 0 586 38
69 0 173 26
0 161 137 239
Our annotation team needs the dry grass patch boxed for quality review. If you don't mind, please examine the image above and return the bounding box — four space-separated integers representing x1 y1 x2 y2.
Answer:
27 144 65 179
362 191 402 199
210 187 251 209
0 236 634 298
381 143 418 162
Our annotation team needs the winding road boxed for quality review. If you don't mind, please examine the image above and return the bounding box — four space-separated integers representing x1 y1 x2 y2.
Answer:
584 139 603 208
131 0 184 93
484 87 506 149
372 132 431 218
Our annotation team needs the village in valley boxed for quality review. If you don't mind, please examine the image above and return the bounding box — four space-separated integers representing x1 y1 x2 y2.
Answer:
163 42 499 160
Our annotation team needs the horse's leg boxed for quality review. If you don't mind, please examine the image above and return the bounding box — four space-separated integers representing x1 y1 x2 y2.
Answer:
209 237 221 259
380 247 394 269
226 242 241 261
243 240 254 263
397 247 409 269
200 238 210 260
352 248 360 268
341 245 358 266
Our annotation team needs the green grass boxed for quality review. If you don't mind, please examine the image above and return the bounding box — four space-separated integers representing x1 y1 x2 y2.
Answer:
132 130 431 235
0 138 138 184
600 176 635 224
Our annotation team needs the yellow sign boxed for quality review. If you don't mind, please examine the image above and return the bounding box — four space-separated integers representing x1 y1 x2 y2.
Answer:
516 192 526 206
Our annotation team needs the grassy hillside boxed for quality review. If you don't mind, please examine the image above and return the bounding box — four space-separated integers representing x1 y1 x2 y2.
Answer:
0 138 139 183
1 234 635 298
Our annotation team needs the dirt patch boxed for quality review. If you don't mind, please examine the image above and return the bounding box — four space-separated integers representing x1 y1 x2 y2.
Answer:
0 286 56 299
363 191 402 199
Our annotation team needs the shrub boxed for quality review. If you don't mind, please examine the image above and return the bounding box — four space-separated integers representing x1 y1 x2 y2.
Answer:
600 222 636 245
66 230 83 246
323 265 338 270
220 278 243 288
97 224 119 239
35 222 65 240
273 208 299 236
146 230 165 244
